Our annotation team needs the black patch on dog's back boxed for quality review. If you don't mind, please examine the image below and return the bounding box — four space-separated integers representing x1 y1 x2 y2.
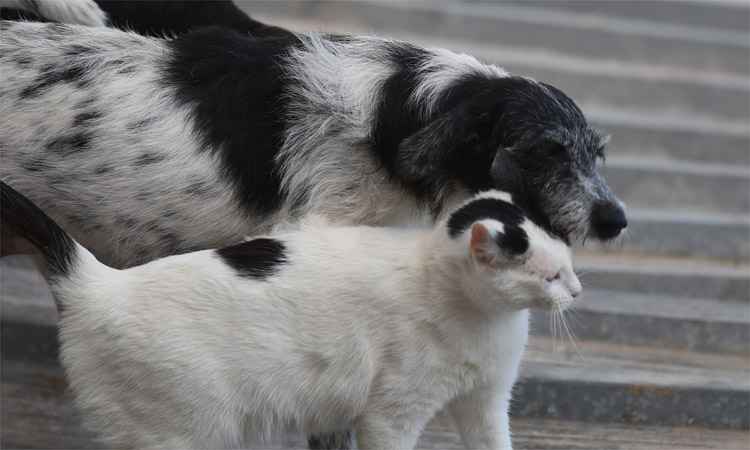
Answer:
133 153 166 167
370 43 432 190
165 27 298 214
21 64 89 98
217 238 287 279
73 110 102 128
447 197 529 255
45 132 92 155
95 0 294 38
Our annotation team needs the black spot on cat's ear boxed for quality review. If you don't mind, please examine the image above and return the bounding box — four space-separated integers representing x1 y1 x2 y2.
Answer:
495 227 529 255
447 197 525 238
217 238 287 280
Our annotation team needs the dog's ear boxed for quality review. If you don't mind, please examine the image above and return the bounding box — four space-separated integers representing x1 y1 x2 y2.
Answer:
490 147 524 194
395 103 486 186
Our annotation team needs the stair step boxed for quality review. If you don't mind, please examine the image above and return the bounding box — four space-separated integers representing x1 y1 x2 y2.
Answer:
595 209 750 263
250 6 750 125
248 0 750 76
488 0 750 32
4 361 749 450
518 337 750 429
531 289 750 354
576 252 750 302
603 158 750 214
594 121 750 165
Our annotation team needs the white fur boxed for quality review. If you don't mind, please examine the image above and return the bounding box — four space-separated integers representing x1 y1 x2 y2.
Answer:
2 0 107 26
51 191 579 450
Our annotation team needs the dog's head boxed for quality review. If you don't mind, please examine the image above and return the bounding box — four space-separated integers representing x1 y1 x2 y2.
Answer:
397 75 626 243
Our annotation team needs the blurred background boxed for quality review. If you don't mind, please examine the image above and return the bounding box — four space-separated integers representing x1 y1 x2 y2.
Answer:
2 1 749 449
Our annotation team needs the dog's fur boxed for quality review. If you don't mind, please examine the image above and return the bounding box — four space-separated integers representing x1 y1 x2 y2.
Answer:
0 20 625 267
2 180 580 449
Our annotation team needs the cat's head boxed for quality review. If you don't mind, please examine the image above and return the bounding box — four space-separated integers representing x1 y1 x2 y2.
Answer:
443 190 581 313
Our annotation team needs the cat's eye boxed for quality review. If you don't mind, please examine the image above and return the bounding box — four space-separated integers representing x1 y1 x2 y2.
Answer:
545 272 561 282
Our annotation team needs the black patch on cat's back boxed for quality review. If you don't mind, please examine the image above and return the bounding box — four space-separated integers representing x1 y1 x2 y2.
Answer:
164 27 298 215
217 238 287 279
447 197 529 255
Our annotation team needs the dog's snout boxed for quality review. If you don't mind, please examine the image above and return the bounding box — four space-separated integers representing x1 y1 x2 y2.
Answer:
591 201 627 240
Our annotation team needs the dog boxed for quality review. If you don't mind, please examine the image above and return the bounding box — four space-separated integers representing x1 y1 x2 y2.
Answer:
0 14 625 450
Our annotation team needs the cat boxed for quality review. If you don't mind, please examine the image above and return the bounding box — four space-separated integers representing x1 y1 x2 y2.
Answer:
2 180 580 449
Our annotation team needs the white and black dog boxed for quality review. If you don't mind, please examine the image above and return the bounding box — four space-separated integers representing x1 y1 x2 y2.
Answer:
0 19 625 265
0 6 624 450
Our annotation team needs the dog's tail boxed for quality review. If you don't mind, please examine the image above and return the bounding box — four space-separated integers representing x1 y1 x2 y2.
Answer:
1 181 110 309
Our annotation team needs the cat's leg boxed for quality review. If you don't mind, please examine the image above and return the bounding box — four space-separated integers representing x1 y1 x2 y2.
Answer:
447 385 511 450
355 415 421 450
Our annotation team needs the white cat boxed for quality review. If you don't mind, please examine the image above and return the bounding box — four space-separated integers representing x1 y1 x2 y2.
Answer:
2 182 580 450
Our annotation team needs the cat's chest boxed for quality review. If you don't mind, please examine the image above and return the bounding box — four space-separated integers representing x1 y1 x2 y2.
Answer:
430 311 530 390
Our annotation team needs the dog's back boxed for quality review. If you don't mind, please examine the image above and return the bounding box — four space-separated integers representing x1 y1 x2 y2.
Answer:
0 21 259 267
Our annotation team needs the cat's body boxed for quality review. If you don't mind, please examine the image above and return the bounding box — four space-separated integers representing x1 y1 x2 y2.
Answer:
2 182 580 450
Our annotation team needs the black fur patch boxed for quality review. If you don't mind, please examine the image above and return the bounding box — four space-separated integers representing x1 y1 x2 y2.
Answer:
46 132 92 155
370 42 433 198
165 27 298 214
447 197 529 255
133 153 166 166
21 158 48 172
216 238 287 279
73 111 102 128
64 44 95 57
95 0 294 38
308 431 353 450
0 181 76 278
20 64 89 98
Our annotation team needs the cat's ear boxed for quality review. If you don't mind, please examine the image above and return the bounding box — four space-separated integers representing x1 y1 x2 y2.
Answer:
469 223 500 267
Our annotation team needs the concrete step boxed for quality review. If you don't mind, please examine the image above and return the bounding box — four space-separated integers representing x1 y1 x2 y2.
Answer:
595 209 750 263
250 6 750 124
603 157 750 214
531 289 750 355
246 0 750 76
575 253 750 303
593 120 750 166
518 337 750 429
3 361 749 450
485 0 750 32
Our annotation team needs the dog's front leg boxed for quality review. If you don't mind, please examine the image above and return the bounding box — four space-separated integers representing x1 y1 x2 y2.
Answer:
447 384 512 450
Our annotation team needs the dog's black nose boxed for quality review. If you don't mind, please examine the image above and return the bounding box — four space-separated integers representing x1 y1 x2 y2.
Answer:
591 201 627 240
